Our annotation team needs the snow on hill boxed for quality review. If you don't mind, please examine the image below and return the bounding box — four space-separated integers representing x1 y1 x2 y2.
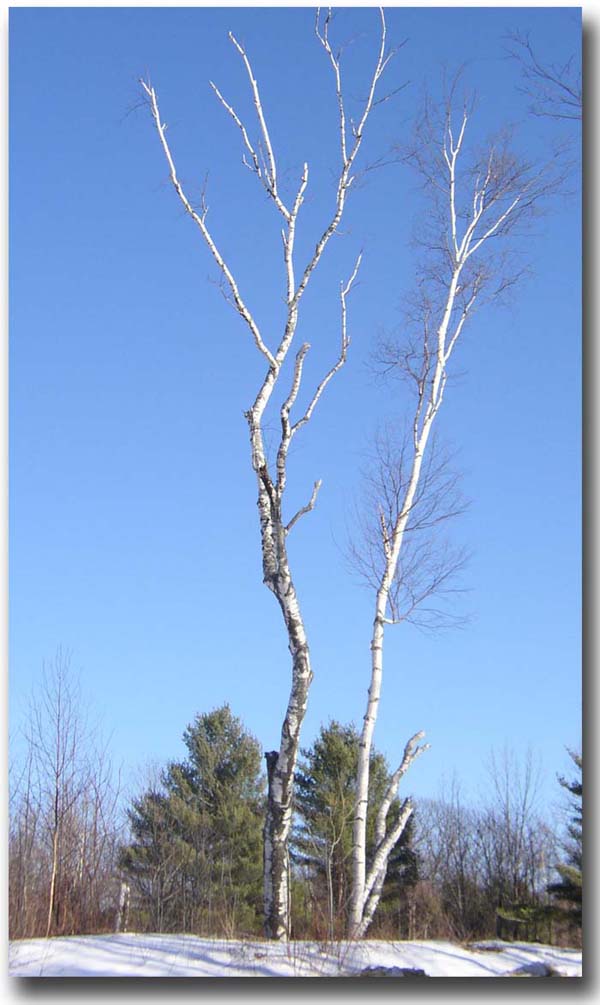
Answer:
8 934 582 978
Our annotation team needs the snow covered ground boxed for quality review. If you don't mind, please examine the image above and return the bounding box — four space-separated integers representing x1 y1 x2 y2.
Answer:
8 934 582 978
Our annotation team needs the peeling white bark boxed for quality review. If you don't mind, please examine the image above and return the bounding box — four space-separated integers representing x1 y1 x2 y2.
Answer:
349 96 552 938
141 8 391 940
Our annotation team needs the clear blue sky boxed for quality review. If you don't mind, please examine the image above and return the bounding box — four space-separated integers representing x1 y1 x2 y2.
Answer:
9 4 581 813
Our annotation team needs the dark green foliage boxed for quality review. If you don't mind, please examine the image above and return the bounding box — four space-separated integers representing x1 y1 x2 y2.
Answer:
547 750 582 930
293 721 364 925
496 903 556 944
377 813 420 934
120 705 264 936
493 750 582 945
292 721 418 937
119 789 182 932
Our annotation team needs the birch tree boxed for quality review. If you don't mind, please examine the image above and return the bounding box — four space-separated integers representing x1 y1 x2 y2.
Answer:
349 84 564 938
140 8 394 939
504 30 582 122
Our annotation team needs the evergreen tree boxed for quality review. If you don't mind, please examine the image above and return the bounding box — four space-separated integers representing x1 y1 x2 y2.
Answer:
120 705 265 935
547 750 582 930
120 789 184 932
293 721 418 936
377 813 420 935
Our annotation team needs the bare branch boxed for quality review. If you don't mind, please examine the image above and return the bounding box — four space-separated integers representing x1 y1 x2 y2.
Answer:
349 427 469 621
276 343 311 493
373 82 411 114
282 344 311 423
227 32 292 220
291 252 361 437
209 80 263 181
362 798 414 911
351 79 565 936
140 79 276 368
285 480 322 534
505 30 582 121
373 731 429 848
315 7 348 165
294 9 390 308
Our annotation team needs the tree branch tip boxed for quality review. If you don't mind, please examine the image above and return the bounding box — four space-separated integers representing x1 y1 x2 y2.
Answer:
228 31 245 56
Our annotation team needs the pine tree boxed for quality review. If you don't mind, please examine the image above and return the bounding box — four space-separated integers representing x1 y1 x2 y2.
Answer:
119 789 183 932
293 721 418 937
120 705 265 935
377 813 419 935
547 750 582 930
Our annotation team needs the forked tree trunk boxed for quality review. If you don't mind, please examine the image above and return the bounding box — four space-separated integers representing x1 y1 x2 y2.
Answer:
349 443 432 938
141 9 391 939
253 418 314 939
348 85 558 936
262 635 311 941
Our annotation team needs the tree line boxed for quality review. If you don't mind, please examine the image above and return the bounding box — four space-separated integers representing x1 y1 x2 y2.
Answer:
9 652 121 939
9 654 581 946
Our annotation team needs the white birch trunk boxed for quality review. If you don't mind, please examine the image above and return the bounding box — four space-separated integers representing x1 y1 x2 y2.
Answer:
141 11 392 939
349 441 433 936
348 92 544 935
349 279 454 933
115 881 130 934
250 414 315 939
